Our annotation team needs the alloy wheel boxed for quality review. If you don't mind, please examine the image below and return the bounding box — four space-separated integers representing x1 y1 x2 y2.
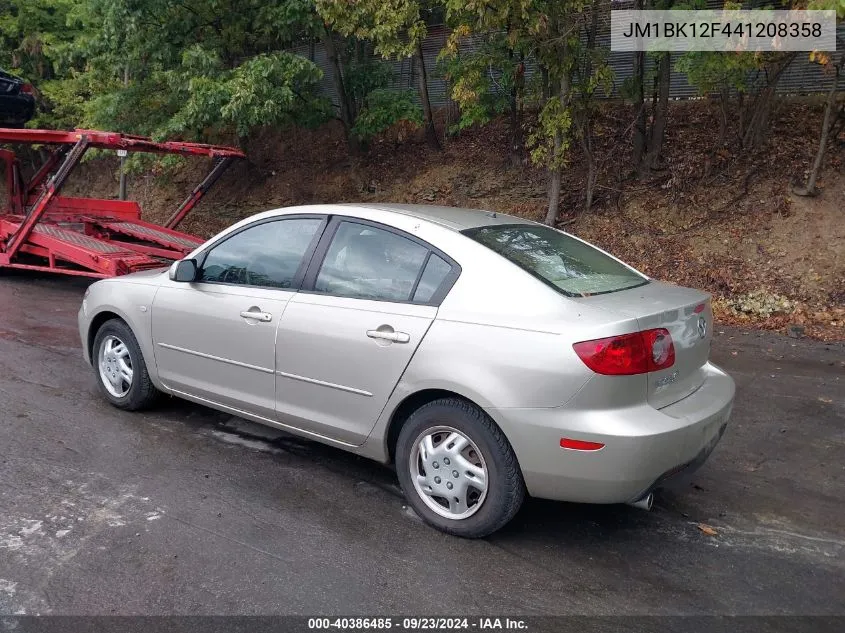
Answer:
98 334 134 398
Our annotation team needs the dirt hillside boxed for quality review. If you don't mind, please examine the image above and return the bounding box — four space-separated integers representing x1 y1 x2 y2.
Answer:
62 100 844 340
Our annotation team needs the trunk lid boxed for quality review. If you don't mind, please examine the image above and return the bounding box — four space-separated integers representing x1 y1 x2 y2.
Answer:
575 281 713 408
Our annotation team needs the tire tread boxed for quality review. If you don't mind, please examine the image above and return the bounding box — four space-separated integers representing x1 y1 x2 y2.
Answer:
93 319 159 411
397 397 525 538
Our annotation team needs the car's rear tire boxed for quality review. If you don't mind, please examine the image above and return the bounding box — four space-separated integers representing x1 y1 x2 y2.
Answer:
92 318 159 411
395 397 525 538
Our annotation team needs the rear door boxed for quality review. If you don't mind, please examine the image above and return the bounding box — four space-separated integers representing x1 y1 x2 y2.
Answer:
274 218 459 445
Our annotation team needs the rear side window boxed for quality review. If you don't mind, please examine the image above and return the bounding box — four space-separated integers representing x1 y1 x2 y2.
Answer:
413 254 451 303
314 222 429 301
464 224 648 297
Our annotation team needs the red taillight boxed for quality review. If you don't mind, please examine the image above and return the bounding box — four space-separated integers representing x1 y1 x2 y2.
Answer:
573 328 675 375
643 328 675 369
20 83 34 94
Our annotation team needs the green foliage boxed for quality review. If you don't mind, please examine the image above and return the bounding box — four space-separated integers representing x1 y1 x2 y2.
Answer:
0 0 82 80
344 58 394 113
674 51 760 96
441 0 605 173
28 74 88 129
351 88 422 140
340 58 422 141
315 0 433 147
808 0 845 19
316 0 427 59
0 0 331 139
527 95 573 169
155 51 331 139
0 0 830 177
670 0 756 97
437 33 517 132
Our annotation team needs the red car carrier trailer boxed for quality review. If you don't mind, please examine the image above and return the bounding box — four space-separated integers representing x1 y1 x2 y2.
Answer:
0 128 244 278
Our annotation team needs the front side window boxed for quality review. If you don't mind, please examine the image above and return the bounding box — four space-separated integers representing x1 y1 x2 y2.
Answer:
464 224 648 296
200 218 323 288
314 222 430 301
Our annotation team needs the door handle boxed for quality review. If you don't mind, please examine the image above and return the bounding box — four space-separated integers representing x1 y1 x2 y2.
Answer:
240 310 272 323
367 329 410 344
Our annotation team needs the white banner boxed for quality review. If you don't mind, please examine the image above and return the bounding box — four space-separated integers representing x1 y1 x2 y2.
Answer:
611 10 837 52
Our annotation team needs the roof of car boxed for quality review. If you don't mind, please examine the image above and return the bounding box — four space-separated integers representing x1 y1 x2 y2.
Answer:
334 203 539 231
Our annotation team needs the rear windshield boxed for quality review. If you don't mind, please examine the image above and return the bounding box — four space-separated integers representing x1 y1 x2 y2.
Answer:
463 224 648 297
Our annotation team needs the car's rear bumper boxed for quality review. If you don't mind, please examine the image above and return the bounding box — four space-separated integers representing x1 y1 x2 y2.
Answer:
489 362 735 504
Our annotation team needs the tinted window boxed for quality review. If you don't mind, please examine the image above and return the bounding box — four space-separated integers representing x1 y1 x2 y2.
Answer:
314 222 428 301
413 254 451 303
201 218 322 288
464 224 648 296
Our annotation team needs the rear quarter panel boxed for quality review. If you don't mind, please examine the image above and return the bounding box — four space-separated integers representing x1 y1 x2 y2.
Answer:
361 231 645 462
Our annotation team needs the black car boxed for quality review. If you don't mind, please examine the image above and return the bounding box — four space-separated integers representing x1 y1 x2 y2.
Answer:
0 70 35 127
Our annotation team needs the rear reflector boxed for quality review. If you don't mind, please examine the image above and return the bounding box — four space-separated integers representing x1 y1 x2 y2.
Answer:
560 438 605 451
573 328 675 375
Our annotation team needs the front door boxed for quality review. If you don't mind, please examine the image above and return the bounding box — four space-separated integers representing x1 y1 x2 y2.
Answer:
275 219 457 445
152 216 326 419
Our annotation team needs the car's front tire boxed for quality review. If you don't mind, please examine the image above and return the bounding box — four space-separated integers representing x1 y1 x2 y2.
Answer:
395 398 525 538
92 318 158 411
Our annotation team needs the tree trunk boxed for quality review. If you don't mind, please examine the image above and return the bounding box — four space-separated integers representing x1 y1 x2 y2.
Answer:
742 53 796 151
321 28 361 156
580 0 600 211
631 0 647 172
415 42 441 151
540 64 550 100
645 52 670 172
507 51 525 168
582 122 596 212
797 55 843 196
546 155 562 226
545 72 571 226
632 51 646 171
742 86 774 150
717 86 729 147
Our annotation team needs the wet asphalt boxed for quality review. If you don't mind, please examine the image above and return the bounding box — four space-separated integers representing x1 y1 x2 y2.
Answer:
0 270 843 616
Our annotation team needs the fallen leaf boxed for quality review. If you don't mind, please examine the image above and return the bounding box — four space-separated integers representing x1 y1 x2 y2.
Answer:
697 523 718 536
818 397 833 404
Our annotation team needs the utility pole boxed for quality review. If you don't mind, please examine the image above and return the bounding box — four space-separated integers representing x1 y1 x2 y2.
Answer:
119 64 129 201
118 149 127 200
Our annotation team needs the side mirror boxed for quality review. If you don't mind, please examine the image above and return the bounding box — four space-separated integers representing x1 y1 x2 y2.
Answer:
169 259 198 282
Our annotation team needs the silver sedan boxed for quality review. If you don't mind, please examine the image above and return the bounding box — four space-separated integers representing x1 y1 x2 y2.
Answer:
78 204 735 537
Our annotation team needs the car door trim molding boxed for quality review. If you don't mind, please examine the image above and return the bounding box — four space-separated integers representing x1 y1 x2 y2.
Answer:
275 369 373 397
157 342 274 375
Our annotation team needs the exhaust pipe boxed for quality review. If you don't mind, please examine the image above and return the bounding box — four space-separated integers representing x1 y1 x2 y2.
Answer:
627 493 654 511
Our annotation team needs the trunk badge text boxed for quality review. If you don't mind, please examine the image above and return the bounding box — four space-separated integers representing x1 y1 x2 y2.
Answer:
655 370 679 388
